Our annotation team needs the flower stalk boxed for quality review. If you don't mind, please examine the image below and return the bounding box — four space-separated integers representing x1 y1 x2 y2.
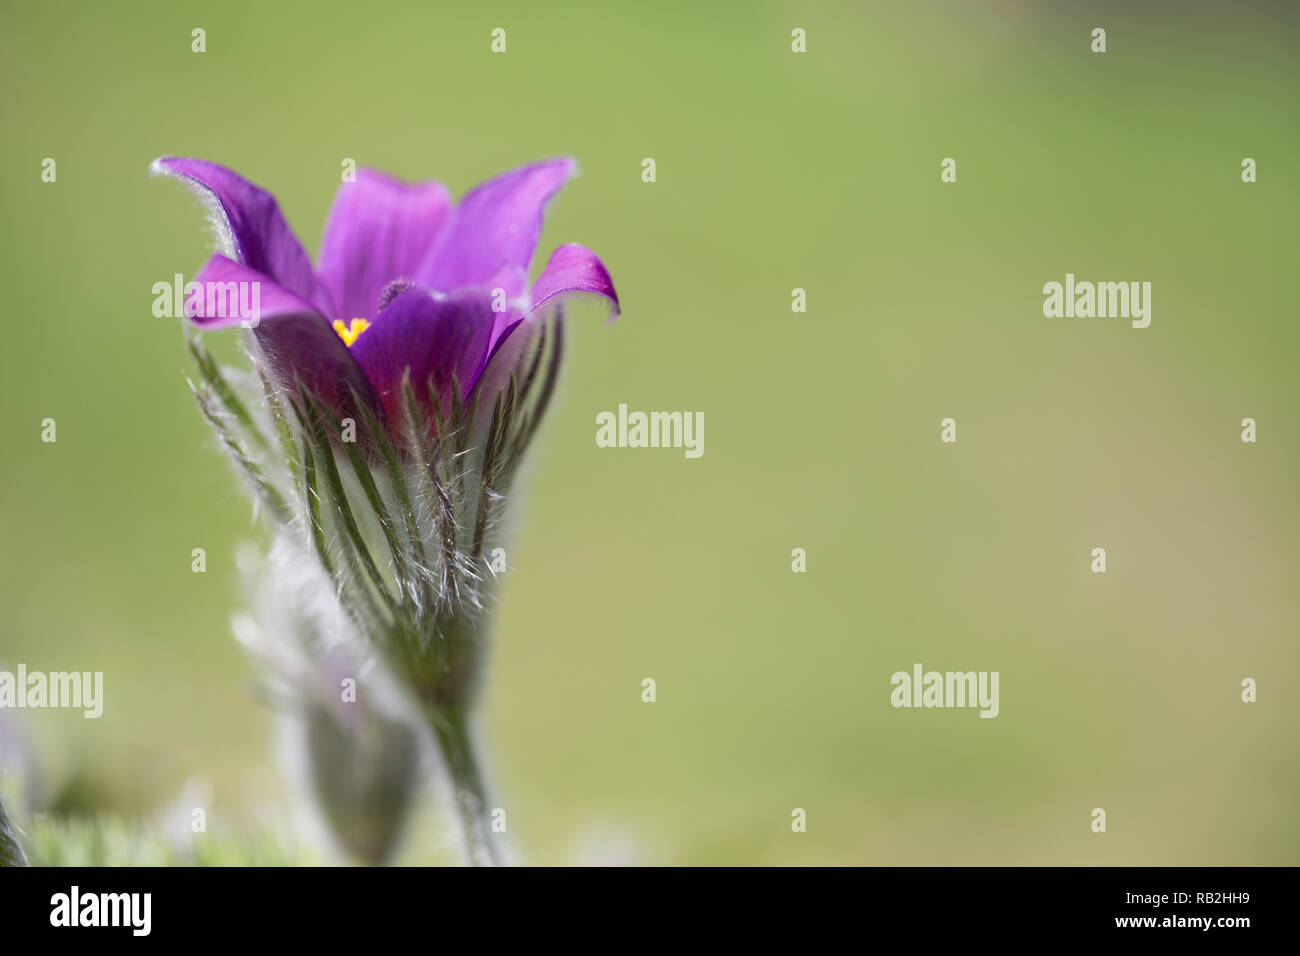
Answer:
430 707 504 866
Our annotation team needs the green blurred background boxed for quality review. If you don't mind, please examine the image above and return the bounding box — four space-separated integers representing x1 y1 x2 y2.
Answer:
1 0 1297 864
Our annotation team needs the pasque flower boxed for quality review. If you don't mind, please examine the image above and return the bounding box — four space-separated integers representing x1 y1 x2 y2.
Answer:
157 156 619 865
153 156 618 432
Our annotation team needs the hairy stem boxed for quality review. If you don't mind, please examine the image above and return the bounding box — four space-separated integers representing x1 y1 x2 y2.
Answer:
429 708 504 866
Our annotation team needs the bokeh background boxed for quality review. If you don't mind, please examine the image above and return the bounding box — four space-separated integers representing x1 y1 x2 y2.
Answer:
1 0 1297 864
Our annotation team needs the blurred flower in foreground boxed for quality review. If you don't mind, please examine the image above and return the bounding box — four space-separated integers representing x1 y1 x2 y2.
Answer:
155 157 619 865
0 804 27 866
234 538 422 865
0 706 36 866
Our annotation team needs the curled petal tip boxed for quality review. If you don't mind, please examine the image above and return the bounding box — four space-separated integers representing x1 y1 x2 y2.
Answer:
531 243 620 323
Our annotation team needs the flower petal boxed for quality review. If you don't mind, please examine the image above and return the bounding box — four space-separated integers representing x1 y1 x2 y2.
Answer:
417 157 575 292
482 263 530 354
528 243 620 321
187 254 321 329
349 287 496 425
317 169 452 322
186 255 379 421
152 157 334 315
477 243 620 378
470 315 535 419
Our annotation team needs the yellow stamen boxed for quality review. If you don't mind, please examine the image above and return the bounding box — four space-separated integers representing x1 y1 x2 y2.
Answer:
332 317 371 347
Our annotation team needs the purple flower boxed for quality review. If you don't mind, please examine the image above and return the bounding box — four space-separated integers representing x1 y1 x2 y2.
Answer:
153 156 619 430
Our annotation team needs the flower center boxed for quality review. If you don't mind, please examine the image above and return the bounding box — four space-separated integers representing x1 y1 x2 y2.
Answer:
332 318 371 347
